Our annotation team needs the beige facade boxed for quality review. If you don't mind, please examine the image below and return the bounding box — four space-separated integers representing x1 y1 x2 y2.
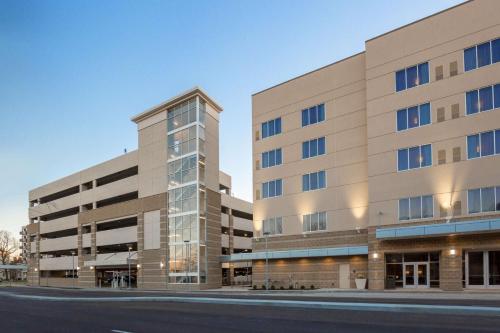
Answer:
25 87 252 290
251 0 500 291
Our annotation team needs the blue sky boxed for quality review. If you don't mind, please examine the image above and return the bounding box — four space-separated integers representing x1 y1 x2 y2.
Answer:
0 0 462 236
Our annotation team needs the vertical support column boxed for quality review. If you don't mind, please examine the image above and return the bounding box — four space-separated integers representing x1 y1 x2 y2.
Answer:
440 248 463 291
91 222 96 257
368 227 384 290
92 180 97 210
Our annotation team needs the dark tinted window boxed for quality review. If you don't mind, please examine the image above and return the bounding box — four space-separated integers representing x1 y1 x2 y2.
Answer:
477 42 492 67
464 46 477 71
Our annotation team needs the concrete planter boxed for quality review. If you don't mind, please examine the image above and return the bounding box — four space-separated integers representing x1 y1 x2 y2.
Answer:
355 278 367 290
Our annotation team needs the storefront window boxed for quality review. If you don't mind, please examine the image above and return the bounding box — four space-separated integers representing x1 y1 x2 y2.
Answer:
385 252 439 288
468 251 484 285
489 251 500 286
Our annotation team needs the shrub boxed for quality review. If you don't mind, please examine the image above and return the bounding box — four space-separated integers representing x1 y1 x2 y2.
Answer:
310 285 315 290
288 285 294 290
300 285 305 290
253 285 257 290
261 285 266 290
270 285 276 290
279 286 285 290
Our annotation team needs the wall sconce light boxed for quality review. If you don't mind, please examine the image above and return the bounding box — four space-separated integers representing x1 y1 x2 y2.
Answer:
34 268 38 272
372 253 379 259
90 266 94 270
160 262 164 268
450 249 456 256
77 266 80 271
137 264 141 269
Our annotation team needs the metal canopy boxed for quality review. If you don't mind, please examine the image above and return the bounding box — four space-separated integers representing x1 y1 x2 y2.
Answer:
219 246 368 263
376 218 500 240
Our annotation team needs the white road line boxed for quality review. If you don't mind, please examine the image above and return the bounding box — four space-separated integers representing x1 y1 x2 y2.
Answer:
111 330 134 333
1 290 500 316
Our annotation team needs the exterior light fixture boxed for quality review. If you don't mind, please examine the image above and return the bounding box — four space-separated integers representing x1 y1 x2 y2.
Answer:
90 266 94 270
372 253 379 259
77 266 80 271
450 249 456 256
160 262 164 268
34 268 38 272
137 264 141 269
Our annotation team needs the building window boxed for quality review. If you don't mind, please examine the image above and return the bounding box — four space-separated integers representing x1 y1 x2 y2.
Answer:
167 98 198 132
468 186 500 214
303 212 327 232
302 137 326 159
168 154 197 187
464 38 500 72
397 103 431 131
168 184 197 214
262 148 282 168
397 144 432 171
302 103 325 127
399 195 433 220
262 217 282 236
261 117 282 139
262 179 282 199
467 129 500 159
395 62 429 92
466 84 500 115
168 126 198 159
302 170 326 192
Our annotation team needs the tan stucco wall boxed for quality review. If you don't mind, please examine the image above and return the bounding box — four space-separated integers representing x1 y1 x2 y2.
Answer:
137 118 168 198
252 52 368 237
366 0 500 228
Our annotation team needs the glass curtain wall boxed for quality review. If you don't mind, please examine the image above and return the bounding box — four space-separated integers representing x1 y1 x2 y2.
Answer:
167 97 207 284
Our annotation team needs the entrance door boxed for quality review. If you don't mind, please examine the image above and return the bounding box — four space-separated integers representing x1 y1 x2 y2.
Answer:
339 264 350 289
404 263 429 288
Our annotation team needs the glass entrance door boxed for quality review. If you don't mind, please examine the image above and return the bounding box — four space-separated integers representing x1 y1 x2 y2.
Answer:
404 264 415 287
417 264 428 286
404 263 429 288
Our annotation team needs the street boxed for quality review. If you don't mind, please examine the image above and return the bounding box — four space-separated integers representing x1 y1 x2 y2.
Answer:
2 287 500 332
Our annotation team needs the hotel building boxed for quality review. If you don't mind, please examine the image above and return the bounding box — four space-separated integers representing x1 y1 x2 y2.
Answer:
25 88 252 289
245 0 500 290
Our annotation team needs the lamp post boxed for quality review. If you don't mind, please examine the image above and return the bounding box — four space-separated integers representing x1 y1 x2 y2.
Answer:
184 240 190 288
127 244 132 289
71 251 75 288
263 231 270 290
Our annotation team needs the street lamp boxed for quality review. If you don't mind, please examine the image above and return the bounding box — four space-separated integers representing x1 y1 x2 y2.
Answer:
71 251 75 288
127 244 132 289
184 240 190 287
263 231 270 291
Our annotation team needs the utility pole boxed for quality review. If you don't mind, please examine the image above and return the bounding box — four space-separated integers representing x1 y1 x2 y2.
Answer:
71 251 75 288
184 240 190 290
127 245 132 289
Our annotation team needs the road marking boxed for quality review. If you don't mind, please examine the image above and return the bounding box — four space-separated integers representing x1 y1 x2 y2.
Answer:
1 290 500 316
111 330 134 333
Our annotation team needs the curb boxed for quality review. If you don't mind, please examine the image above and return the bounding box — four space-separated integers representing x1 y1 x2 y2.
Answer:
2 291 500 317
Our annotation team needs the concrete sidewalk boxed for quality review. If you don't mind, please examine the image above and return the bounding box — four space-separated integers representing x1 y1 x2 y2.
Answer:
14 284 500 301
204 287 500 300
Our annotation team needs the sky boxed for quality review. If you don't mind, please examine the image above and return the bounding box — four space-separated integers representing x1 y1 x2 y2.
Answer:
0 0 463 237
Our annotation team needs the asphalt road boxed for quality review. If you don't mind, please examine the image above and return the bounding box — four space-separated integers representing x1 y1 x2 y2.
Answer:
2 287 500 333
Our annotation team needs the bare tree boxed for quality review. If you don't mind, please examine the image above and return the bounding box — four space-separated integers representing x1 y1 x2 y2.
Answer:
0 230 18 264
0 231 19 280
